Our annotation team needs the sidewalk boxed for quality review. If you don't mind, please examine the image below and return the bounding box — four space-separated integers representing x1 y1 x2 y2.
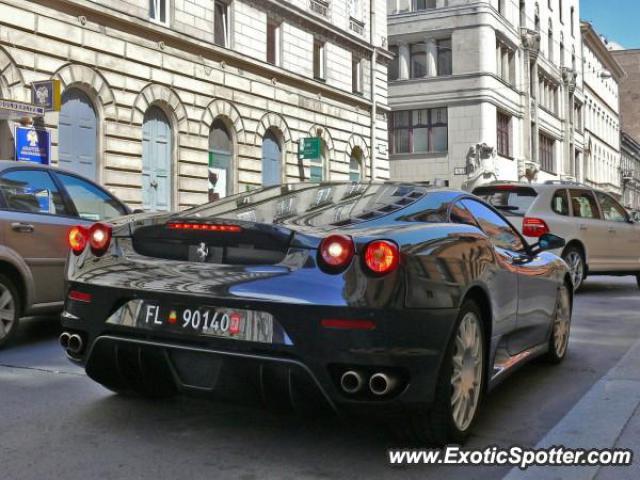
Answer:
503 335 640 480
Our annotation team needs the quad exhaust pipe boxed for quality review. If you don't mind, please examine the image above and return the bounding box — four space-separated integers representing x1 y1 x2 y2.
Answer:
59 332 84 356
339 370 399 396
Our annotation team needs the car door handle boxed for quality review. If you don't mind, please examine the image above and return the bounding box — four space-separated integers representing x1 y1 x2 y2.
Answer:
609 227 616 233
579 224 588 231
11 222 34 233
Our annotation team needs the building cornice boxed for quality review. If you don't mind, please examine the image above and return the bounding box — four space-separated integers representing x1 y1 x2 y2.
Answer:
581 21 626 80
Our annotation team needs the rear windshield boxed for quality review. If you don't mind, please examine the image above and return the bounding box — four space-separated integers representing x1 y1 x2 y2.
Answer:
472 186 537 217
180 183 429 227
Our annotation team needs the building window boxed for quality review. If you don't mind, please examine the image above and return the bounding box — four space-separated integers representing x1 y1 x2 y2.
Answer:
266 19 281 66
496 40 515 85
539 133 555 173
388 0 436 14
534 3 540 31
390 108 448 154
570 6 575 36
497 112 511 158
352 57 363 94
538 73 559 114
520 0 526 26
214 1 230 48
313 39 326 80
559 0 564 23
410 43 426 78
388 46 399 81
547 20 554 62
349 147 364 181
559 33 565 67
149 0 169 25
437 39 452 76
498 0 506 16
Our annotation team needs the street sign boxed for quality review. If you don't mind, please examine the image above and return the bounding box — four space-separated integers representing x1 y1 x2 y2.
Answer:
298 137 321 160
0 99 44 119
15 126 51 165
31 80 62 112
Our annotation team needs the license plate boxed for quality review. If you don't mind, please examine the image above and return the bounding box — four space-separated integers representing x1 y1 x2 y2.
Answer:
137 303 274 343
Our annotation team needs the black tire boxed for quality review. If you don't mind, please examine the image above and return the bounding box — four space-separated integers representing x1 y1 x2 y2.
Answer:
402 300 486 446
562 246 585 292
0 274 21 349
543 284 572 364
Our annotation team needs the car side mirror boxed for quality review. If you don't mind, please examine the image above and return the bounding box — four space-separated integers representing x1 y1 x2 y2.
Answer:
532 233 566 254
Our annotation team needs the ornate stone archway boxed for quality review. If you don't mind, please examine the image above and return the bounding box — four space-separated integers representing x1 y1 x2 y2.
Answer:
53 63 117 120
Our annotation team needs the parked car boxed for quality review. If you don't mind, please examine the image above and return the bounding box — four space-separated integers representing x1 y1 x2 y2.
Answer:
60 182 572 444
0 160 130 347
473 181 640 291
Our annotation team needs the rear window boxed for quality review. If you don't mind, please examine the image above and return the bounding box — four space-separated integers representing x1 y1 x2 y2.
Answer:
472 186 537 217
180 183 430 227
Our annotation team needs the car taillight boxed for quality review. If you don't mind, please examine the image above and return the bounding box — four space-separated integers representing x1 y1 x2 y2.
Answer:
89 223 112 256
68 226 88 255
363 240 399 275
523 217 550 238
318 235 354 272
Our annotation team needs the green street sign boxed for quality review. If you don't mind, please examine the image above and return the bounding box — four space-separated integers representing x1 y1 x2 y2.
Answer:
298 137 321 160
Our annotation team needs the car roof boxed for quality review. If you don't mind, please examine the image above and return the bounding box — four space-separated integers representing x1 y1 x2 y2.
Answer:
0 160 93 179
474 181 594 192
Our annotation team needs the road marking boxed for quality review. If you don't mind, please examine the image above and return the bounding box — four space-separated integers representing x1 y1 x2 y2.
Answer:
503 336 640 480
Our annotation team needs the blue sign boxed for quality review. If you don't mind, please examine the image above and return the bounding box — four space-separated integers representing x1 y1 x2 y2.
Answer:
15 126 51 165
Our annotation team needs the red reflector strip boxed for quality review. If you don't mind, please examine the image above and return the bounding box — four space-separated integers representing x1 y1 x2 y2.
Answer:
167 223 242 233
320 319 376 331
68 290 92 303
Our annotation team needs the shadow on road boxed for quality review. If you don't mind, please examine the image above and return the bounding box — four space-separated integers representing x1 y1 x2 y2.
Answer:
5 315 61 350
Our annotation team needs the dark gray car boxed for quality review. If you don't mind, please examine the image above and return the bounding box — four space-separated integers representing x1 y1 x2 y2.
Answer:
0 161 129 347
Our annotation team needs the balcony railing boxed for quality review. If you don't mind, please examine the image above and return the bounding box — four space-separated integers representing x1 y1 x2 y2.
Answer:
388 0 438 15
349 18 365 35
310 0 329 17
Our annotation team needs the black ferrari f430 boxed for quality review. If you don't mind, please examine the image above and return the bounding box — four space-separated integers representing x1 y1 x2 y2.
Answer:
61 182 573 444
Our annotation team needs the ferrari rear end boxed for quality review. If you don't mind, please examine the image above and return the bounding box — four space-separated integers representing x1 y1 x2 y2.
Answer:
60 183 459 414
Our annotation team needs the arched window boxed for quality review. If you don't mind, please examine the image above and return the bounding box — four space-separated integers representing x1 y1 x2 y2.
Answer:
534 3 540 32
349 147 364 182
559 32 565 67
59 88 98 180
142 106 172 211
261 128 282 187
208 118 233 200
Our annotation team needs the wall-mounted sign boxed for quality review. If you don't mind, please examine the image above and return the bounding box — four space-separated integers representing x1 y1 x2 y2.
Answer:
0 99 44 119
15 126 51 165
298 137 321 160
31 80 62 112
454 167 468 176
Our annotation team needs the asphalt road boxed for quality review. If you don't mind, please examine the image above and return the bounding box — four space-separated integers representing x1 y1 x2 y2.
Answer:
1 276 639 480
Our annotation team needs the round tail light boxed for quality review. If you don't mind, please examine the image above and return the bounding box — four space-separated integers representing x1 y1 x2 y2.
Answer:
364 240 399 275
318 235 354 273
89 223 112 257
68 226 88 256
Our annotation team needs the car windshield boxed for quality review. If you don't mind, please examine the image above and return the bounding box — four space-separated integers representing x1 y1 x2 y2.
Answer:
472 186 537 217
178 182 431 227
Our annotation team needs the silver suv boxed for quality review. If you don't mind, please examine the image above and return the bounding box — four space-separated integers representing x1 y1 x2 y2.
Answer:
0 161 129 347
473 181 640 291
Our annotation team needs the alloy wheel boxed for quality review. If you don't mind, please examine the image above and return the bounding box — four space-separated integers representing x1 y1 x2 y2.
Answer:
553 286 571 358
450 312 484 432
564 251 584 290
0 283 16 340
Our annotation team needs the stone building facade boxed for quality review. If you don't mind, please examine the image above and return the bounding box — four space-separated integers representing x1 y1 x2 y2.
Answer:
386 0 586 189
0 0 390 211
612 49 640 141
580 22 624 196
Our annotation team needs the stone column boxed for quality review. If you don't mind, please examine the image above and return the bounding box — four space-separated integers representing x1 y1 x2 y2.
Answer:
426 37 438 77
398 42 410 80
